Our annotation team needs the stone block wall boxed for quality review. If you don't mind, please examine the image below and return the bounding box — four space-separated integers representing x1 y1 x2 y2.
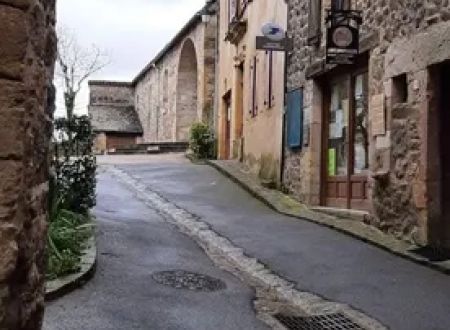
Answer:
134 7 217 143
89 81 134 106
0 0 56 328
285 0 450 244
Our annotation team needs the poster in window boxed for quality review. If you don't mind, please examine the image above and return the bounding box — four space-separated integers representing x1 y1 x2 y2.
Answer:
328 148 337 176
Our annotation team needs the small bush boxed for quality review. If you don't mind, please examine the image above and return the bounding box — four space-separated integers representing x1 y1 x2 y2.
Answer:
53 115 96 214
46 197 93 280
189 122 215 159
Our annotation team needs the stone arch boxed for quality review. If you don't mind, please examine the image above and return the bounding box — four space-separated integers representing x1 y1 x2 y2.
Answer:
176 38 199 141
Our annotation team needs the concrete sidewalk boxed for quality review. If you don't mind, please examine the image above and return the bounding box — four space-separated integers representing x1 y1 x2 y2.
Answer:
207 159 450 275
118 156 450 330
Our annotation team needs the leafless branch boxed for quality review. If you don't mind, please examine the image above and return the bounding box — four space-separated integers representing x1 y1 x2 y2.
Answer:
55 26 110 118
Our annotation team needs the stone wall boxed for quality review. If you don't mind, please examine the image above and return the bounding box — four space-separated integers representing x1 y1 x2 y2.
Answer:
217 0 287 185
285 0 450 244
134 3 218 143
0 0 56 329
89 81 134 107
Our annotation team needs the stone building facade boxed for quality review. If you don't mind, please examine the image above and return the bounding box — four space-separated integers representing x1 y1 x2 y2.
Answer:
89 81 143 154
0 0 57 328
217 0 287 185
133 0 218 143
91 1 218 145
284 0 450 247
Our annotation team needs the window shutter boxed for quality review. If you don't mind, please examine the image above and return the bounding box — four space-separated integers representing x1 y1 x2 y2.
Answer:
268 51 274 108
308 0 322 46
286 89 303 148
251 56 257 117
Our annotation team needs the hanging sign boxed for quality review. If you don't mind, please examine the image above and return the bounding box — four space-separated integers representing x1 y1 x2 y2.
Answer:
261 22 285 41
256 22 292 52
326 10 362 65
256 36 293 52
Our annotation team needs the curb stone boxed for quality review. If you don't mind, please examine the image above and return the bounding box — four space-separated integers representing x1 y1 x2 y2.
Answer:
109 165 387 330
45 236 97 301
206 160 450 276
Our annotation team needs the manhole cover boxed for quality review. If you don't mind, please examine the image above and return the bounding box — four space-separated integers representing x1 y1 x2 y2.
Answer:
152 270 226 292
274 313 364 330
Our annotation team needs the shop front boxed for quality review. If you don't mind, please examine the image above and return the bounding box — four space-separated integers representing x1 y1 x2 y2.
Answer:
321 67 370 211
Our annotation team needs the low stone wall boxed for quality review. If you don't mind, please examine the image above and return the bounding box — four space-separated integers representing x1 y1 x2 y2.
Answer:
0 0 56 328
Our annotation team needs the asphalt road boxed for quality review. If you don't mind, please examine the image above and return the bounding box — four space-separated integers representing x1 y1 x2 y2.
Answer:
109 154 450 330
43 169 268 330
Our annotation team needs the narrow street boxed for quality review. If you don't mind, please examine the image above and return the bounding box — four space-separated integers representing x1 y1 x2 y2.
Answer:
43 160 268 330
44 154 450 330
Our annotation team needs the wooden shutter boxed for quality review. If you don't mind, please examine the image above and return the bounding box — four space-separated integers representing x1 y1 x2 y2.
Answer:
268 51 274 108
286 89 303 148
252 56 258 116
308 0 322 46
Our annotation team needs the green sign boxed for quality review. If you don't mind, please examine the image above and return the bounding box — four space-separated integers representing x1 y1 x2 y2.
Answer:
328 148 336 176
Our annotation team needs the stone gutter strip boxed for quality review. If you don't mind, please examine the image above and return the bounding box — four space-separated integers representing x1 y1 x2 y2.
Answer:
109 166 387 330
206 160 450 275
45 236 97 301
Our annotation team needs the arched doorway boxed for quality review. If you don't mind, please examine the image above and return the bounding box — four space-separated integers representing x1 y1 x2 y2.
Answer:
176 39 198 141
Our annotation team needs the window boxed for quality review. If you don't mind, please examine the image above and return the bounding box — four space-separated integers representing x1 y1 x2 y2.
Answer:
228 0 237 24
331 0 351 10
392 73 408 104
308 0 322 46
286 89 304 148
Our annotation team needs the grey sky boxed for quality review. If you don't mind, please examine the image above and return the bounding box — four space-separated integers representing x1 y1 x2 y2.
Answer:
55 0 205 116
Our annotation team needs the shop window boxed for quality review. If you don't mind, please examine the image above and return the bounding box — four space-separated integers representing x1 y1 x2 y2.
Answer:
286 89 304 148
392 73 408 104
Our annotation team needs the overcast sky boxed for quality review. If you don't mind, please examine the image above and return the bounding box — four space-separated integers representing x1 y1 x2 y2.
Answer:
55 0 205 116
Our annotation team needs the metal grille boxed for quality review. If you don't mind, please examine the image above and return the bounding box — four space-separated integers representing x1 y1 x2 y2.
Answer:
152 270 226 292
274 313 364 330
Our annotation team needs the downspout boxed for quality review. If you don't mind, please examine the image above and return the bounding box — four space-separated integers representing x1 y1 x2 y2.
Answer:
213 0 220 158
280 0 289 186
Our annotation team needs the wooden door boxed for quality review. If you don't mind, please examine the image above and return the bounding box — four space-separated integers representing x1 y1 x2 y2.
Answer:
441 66 450 240
323 71 370 210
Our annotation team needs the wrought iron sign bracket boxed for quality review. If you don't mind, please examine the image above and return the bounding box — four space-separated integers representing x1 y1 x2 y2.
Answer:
326 9 363 65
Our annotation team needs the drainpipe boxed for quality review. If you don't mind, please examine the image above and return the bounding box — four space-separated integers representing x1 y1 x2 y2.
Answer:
280 0 289 186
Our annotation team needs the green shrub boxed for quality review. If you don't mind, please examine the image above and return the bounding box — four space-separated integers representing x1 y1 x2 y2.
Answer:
189 122 215 159
47 114 96 280
46 197 93 280
53 115 96 214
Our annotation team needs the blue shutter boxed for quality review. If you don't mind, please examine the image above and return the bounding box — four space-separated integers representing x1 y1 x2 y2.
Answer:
286 89 303 148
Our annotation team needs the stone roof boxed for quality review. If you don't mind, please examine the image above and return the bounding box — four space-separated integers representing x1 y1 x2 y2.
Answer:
89 105 143 134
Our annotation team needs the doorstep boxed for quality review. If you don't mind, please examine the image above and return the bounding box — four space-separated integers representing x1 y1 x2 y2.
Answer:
206 159 450 275
310 206 370 222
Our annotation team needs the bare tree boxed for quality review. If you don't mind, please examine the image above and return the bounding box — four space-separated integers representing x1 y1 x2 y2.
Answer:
56 27 109 121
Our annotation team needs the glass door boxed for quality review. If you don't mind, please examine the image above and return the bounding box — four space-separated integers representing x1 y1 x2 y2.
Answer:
324 71 369 210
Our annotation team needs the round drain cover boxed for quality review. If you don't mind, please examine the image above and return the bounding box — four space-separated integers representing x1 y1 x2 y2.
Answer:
152 270 226 292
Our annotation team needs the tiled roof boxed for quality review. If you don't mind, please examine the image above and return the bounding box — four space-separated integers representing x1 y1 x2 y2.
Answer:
89 105 143 134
